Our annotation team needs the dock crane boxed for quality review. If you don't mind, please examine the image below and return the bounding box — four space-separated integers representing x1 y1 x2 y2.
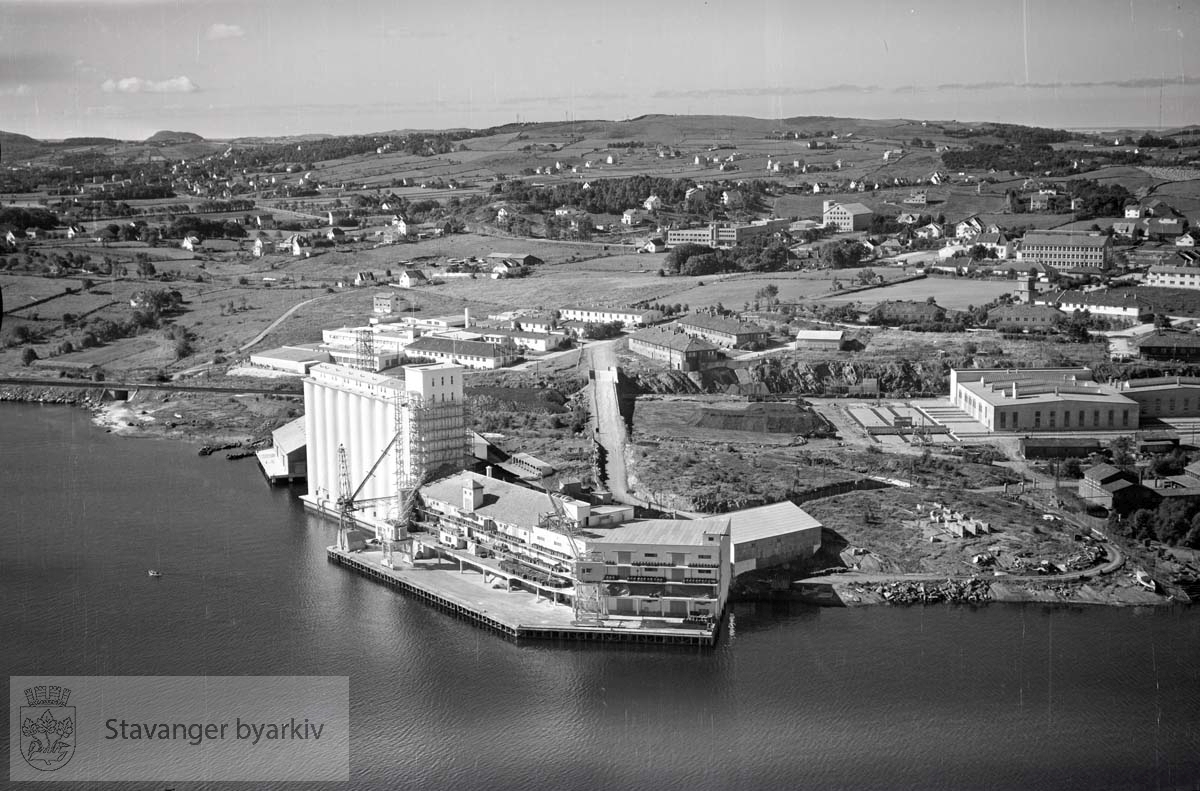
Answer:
331 391 428 561
538 476 607 624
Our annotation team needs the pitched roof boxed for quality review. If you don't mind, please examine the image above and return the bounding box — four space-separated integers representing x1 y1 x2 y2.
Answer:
272 416 306 454
422 471 560 530
726 501 821 544
1021 231 1110 249
831 202 872 216
406 336 508 357
678 315 767 336
630 327 720 353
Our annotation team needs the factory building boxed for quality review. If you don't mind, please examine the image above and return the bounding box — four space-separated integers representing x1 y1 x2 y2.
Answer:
950 367 1138 432
301 362 467 524
419 471 730 623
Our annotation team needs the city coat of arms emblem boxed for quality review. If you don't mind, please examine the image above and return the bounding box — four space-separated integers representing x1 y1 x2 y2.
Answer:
19 686 75 771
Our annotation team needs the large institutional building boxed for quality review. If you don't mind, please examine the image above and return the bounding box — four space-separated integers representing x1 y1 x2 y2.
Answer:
1017 230 1111 271
665 218 790 248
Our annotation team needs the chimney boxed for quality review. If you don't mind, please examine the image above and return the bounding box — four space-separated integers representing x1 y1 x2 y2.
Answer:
464 306 471 327
485 465 494 478
1011 382 1017 399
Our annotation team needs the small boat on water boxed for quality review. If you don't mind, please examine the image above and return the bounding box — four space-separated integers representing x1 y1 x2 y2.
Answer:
147 570 162 578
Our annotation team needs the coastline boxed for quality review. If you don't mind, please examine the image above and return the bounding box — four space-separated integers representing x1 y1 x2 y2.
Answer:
2 393 1189 611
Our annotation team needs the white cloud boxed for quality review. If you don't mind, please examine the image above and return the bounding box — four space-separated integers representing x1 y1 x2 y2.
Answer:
0 84 33 97
101 76 199 94
206 23 244 40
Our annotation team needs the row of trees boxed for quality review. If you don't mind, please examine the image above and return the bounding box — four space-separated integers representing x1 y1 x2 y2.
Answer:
662 236 791 276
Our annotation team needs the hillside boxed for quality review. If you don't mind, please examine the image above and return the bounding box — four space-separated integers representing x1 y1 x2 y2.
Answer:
0 130 47 162
146 130 204 144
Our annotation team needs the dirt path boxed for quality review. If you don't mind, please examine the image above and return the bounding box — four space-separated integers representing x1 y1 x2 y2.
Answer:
236 294 329 353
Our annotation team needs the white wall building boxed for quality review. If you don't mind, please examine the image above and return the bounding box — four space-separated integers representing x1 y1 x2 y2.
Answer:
302 362 466 525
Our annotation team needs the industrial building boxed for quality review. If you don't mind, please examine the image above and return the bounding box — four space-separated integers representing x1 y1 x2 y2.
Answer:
950 367 1139 432
301 362 468 526
727 501 823 576
249 345 332 375
257 416 307 483
822 201 874 232
418 471 729 622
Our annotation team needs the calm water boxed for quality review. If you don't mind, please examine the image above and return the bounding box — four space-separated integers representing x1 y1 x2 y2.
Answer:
3 403 1200 791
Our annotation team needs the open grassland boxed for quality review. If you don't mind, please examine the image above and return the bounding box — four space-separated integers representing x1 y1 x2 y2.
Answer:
817 276 1016 310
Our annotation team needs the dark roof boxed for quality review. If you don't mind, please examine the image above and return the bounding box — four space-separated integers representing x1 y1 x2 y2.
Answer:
406 336 508 357
1021 231 1110 249
630 327 721 353
678 315 767 336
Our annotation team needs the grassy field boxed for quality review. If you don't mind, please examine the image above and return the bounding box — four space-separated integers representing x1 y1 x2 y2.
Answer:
817 276 1016 310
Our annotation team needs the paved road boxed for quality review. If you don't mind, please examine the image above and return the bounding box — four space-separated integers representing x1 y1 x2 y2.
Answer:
585 340 644 507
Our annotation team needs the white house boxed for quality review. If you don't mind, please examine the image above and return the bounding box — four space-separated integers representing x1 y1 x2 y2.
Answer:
181 235 201 251
622 209 643 226
643 195 662 212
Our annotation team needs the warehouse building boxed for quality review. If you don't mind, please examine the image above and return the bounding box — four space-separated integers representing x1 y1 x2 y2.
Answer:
822 201 874 232
558 306 664 328
727 501 823 576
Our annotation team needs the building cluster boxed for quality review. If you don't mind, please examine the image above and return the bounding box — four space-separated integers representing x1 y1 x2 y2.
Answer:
257 349 825 634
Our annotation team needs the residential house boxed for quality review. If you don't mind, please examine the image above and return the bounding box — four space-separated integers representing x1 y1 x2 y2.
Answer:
643 195 662 212
397 269 428 288
1177 232 1198 248
622 209 643 226
1144 217 1187 242
971 232 1013 259
643 237 667 253
181 234 202 251
914 222 945 240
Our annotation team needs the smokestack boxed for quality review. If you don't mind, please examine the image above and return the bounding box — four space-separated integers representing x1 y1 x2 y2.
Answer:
464 307 470 327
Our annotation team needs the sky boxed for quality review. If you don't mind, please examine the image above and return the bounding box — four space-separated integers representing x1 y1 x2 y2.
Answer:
1 0 1198 140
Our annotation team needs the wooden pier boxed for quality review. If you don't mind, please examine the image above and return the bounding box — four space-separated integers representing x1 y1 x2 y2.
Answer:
327 548 717 647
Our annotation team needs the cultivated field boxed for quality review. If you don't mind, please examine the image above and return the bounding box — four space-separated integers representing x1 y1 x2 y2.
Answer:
817 276 1016 310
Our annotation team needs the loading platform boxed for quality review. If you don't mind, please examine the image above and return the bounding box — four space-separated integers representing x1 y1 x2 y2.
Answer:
326 546 717 647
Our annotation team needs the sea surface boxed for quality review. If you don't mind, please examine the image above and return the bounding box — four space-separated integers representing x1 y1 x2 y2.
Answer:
3 402 1200 790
